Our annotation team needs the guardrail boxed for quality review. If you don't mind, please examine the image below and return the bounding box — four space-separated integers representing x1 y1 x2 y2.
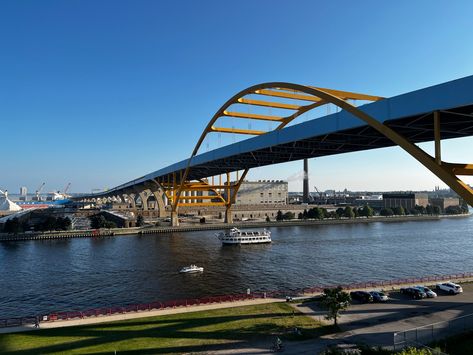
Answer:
1 272 473 329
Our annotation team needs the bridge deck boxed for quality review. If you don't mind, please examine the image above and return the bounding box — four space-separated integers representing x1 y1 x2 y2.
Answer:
100 75 473 195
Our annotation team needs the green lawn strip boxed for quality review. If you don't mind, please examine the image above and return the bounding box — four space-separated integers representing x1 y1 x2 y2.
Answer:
0 302 331 354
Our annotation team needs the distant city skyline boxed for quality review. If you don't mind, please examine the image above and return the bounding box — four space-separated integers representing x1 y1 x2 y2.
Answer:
2 1 473 193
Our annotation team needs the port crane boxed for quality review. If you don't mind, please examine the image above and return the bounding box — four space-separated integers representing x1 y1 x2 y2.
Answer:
63 182 71 196
35 182 45 201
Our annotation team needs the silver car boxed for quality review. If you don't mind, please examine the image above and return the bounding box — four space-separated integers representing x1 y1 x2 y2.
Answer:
415 286 437 298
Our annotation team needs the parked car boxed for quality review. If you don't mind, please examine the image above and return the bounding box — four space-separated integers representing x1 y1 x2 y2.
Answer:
369 291 389 302
436 282 463 295
400 287 426 299
350 291 373 303
415 286 437 298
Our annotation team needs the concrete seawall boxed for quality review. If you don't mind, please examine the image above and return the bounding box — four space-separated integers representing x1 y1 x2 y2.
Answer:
0 214 468 242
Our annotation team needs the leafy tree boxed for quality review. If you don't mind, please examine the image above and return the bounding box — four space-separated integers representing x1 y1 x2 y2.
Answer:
415 205 426 215
307 208 316 219
343 206 354 219
353 207 359 218
265 215 270 222
393 206 405 216
320 286 351 326
283 211 295 220
460 201 469 214
321 208 329 219
361 205 373 218
276 210 283 221
200 217 206 224
4 218 22 234
57 217 71 230
380 208 394 217
432 205 441 215
445 205 462 214
409 208 419 215
89 215 116 229
303 209 308 219
335 208 345 218
297 212 303 220
313 207 323 220
328 211 338 219
136 215 144 227
426 204 433 215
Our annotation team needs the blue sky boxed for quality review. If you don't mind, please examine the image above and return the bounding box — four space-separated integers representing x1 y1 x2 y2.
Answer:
1 1 473 193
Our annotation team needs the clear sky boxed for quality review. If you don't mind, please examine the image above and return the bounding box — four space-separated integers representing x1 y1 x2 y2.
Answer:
1 0 473 194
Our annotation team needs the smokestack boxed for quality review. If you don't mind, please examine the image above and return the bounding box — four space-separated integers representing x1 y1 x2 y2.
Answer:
303 158 309 203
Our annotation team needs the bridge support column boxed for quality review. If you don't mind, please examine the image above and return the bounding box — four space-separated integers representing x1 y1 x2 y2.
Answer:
139 191 149 211
152 190 167 218
171 208 179 226
224 205 233 224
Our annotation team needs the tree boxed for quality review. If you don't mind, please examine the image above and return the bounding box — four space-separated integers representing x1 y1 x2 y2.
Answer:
276 210 283 221
283 211 295 220
393 206 405 216
353 207 359 218
136 215 144 227
415 205 426 215
380 208 393 217
297 212 303 220
303 209 308 219
266 215 271 222
426 204 433 215
343 206 354 219
320 286 351 326
335 208 345 218
432 205 441 215
4 218 22 234
409 208 419 215
361 205 373 218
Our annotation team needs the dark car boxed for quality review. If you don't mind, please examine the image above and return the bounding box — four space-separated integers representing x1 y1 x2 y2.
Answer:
370 291 389 302
350 291 373 303
400 287 427 299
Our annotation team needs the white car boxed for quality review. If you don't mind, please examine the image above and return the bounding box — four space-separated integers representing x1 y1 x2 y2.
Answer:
415 286 437 298
436 282 463 295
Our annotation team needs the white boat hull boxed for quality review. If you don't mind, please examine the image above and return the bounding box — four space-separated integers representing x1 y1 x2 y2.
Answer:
216 228 271 245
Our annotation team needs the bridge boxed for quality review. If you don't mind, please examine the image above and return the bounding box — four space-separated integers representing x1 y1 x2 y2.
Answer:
76 75 473 225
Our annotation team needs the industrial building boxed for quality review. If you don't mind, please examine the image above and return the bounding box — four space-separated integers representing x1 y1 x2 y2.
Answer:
234 180 288 205
383 193 428 210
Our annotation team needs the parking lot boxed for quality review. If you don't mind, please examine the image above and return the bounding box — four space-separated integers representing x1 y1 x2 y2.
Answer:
296 282 473 347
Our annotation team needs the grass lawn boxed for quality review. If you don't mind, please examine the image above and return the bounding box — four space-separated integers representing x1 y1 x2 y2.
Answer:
0 302 333 354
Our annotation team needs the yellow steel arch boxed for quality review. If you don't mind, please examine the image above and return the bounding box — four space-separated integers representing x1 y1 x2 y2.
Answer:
171 82 473 218
169 83 382 214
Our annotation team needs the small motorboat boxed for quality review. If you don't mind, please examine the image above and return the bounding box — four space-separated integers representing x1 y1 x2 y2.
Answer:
179 264 204 273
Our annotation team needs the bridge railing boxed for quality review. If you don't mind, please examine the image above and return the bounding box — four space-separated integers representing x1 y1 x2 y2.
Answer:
1 272 472 328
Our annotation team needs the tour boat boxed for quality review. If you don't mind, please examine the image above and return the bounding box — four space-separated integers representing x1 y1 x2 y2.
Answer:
216 227 271 245
179 265 204 273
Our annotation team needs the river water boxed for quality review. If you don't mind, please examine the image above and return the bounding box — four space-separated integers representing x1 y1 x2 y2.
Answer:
1 216 473 318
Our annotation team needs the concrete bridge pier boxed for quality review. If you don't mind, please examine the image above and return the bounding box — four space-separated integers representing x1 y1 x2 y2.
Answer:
151 190 167 218
224 205 233 224
138 191 149 211
171 209 179 226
